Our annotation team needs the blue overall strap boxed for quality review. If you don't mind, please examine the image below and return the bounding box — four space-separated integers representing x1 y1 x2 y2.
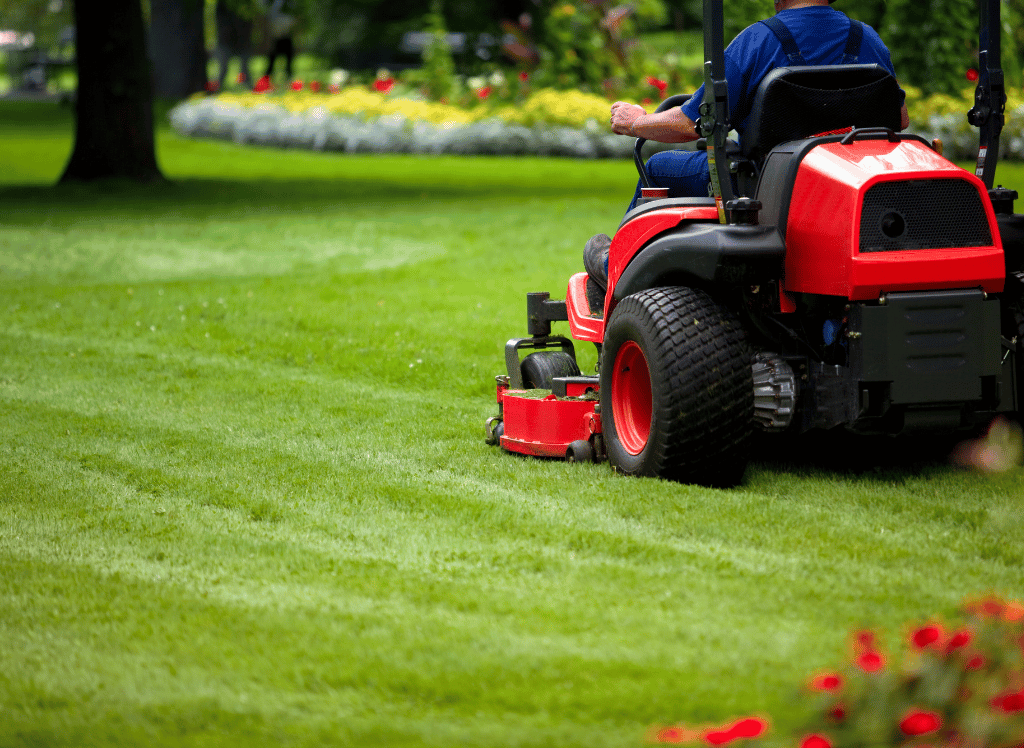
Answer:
841 20 864 63
760 16 807 65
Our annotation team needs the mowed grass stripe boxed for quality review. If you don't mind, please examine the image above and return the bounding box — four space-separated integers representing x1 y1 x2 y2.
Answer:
2 102 1023 746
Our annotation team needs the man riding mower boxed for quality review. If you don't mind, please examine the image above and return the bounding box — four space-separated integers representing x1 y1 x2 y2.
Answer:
485 0 1024 487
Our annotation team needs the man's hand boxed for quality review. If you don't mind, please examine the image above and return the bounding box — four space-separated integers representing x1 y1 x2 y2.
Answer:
610 101 647 136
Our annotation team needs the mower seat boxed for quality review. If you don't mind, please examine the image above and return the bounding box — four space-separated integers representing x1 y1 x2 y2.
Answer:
740 64 904 165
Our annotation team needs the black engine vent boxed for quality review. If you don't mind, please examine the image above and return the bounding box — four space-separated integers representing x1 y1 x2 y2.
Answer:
859 178 991 253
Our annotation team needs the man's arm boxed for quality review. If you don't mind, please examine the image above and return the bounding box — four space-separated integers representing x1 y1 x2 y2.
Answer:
610 102 699 143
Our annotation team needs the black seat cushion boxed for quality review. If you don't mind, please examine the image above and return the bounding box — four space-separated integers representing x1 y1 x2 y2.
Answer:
741 64 904 162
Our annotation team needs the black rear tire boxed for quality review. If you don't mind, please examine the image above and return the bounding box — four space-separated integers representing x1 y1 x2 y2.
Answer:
520 351 581 390
600 286 753 486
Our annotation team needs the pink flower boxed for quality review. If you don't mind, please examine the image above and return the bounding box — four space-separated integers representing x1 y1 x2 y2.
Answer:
809 673 843 692
912 624 944 649
856 651 885 673
800 734 832 748
899 709 942 736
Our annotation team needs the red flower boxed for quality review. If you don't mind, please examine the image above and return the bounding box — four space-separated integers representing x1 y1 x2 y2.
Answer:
946 629 972 651
373 78 395 94
702 718 768 746
912 624 944 649
992 690 1024 713
519 71 529 82
966 654 986 670
204 80 219 92
290 79 303 91
329 83 340 94
646 75 668 94
856 651 885 672
810 673 843 692
827 705 847 723
254 75 272 93
800 734 832 748
642 97 653 105
967 68 979 81
899 709 942 736
477 86 492 99
309 80 321 93
1004 601 1024 622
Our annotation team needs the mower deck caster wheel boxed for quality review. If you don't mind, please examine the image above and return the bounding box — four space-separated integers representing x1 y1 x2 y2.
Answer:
566 439 594 463
521 351 581 390
484 417 504 446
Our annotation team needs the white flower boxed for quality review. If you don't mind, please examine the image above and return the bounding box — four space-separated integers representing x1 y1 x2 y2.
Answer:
329 69 349 87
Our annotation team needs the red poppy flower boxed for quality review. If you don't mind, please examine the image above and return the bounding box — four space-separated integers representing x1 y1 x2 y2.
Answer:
810 673 843 692
912 625 943 649
477 86 492 99
967 68 979 81
290 79 303 91
992 690 1024 713
519 71 529 82
309 80 321 92
204 80 219 92
946 629 972 651
899 709 942 736
1004 601 1024 622
254 75 272 93
800 734 832 748
856 651 885 672
373 78 395 94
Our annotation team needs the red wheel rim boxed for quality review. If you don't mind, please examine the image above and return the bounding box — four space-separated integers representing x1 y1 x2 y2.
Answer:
611 340 652 455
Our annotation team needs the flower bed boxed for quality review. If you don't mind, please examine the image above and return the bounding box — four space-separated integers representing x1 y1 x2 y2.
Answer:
169 83 1024 161
652 595 1024 748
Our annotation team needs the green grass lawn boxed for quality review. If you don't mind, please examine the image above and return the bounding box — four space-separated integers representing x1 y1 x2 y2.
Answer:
1 102 1022 748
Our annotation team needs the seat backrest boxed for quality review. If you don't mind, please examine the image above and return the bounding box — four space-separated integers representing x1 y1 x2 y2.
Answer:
740 64 903 162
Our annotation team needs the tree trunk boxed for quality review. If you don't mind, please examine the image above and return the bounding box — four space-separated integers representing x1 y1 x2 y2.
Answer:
60 0 163 183
150 0 207 99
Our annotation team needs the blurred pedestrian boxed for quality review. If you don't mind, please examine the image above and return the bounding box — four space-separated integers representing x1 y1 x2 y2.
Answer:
215 0 254 89
263 0 299 80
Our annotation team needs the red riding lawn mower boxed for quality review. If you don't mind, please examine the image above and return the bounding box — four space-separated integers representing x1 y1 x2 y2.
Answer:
485 0 1024 486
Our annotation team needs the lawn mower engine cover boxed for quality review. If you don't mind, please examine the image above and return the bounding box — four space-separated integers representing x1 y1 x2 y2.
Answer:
761 136 1005 300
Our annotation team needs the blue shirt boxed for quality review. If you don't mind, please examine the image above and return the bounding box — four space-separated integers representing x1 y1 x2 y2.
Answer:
680 6 903 140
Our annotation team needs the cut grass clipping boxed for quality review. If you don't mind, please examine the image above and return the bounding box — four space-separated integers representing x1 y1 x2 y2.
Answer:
0 102 1022 748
